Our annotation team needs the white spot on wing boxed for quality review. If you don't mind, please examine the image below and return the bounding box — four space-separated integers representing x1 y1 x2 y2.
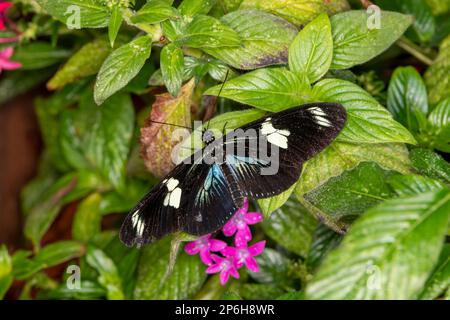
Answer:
169 187 182 208
309 107 327 117
314 115 332 127
261 120 290 149
163 177 182 208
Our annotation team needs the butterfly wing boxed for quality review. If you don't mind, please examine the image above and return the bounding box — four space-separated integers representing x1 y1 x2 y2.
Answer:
222 102 346 198
120 157 243 247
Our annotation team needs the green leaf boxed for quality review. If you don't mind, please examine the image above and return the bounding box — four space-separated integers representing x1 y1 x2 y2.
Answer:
160 43 184 97
330 10 412 69
134 237 207 299
314 78 416 144
305 162 396 220
175 15 240 49
306 189 450 299
34 241 85 267
131 0 178 24
288 13 332 83
45 280 106 300
307 224 342 271
388 174 447 197
47 38 111 90
12 42 71 70
36 0 111 28
261 198 317 257
296 142 412 196
420 244 450 299
94 36 152 105
204 10 298 70
178 0 216 16
249 248 295 289
108 5 123 47
239 0 325 26
239 283 285 300
425 35 450 105
426 0 450 15
258 185 296 217
204 68 312 111
387 66 429 133
72 193 102 242
0 275 13 299
86 246 124 300
410 148 450 184
99 179 148 215
376 0 436 43
428 97 450 152
0 245 12 299
141 79 194 177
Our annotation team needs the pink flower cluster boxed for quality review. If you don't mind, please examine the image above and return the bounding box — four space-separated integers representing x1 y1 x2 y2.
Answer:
0 2 21 73
185 198 266 285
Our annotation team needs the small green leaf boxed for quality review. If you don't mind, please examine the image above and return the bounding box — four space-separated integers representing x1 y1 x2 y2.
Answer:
12 42 71 70
330 10 412 69
175 15 240 49
204 10 298 69
72 193 102 242
0 275 13 299
45 280 106 300
420 244 450 299
314 78 417 144
94 36 152 105
288 13 333 83
34 241 85 267
258 185 295 217
410 148 450 184
160 43 184 97
178 0 216 16
306 189 450 299
261 198 317 257
388 174 447 197
249 249 295 289
47 38 111 90
86 246 124 300
131 0 178 24
296 142 412 196
108 5 123 47
425 35 450 105
36 0 111 28
134 237 207 299
387 66 429 133
428 97 450 152
0 246 12 279
204 68 312 111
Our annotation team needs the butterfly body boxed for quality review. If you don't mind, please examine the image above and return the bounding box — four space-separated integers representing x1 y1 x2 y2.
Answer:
120 103 347 247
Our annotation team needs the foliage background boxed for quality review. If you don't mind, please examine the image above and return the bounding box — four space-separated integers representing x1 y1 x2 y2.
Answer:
0 0 450 300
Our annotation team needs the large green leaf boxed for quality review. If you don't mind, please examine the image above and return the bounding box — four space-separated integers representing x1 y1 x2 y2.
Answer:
428 97 450 152
314 78 416 144
175 15 240 49
330 10 412 69
410 148 450 184
307 224 342 271
420 244 450 299
387 66 429 133
160 43 184 97
47 38 111 90
296 142 412 196
204 68 312 111
94 36 152 105
0 245 12 299
204 10 298 70
178 0 216 16
306 189 450 299
131 0 177 24
72 193 102 242
388 174 447 197
425 35 450 105
289 13 332 83
305 162 396 221
261 198 317 257
36 0 111 28
134 237 206 299
12 42 71 70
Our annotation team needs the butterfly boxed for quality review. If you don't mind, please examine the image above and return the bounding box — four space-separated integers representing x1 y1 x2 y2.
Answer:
120 102 347 247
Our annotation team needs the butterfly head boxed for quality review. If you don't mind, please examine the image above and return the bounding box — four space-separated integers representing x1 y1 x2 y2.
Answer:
202 129 216 145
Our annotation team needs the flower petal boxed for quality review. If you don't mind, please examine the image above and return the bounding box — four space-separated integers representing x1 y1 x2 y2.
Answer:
184 242 199 255
199 249 213 266
245 256 260 273
219 269 230 285
222 220 237 236
211 254 223 263
221 246 236 257
0 2 12 12
245 212 264 225
248 241 266 256
240 198 249 212
229 266 240 279
206 264 222 274
0 47 14 59
209 239 227 252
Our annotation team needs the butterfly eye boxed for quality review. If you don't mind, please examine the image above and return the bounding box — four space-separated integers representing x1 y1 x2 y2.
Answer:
203 130 215 143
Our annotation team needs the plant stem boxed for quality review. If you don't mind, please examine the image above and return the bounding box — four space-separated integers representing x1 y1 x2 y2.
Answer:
298 197 348 235
397 37 435 66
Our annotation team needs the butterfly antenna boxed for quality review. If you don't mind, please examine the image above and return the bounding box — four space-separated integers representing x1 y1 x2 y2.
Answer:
148 119 192 130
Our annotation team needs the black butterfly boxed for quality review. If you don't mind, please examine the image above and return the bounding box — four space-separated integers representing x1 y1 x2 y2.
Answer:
120 102 346 247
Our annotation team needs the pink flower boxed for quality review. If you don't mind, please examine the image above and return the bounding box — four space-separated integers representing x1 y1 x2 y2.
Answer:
222 198 264 246
184 234 226 266
222 241 266 273
205 254 240 285
0 47 21 73
0 2 12 31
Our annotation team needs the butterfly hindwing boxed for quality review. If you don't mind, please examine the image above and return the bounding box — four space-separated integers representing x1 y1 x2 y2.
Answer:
222 103 347 199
